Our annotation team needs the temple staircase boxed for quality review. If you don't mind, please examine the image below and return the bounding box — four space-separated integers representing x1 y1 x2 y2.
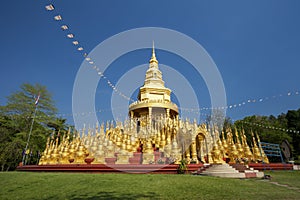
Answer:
197 163 264 178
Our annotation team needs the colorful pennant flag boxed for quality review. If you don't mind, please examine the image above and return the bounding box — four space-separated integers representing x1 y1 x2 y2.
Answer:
34 93 40 106
54 15 62 21
45 4 55 11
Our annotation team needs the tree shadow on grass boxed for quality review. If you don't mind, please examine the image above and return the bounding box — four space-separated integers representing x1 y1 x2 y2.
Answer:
70 191 159 200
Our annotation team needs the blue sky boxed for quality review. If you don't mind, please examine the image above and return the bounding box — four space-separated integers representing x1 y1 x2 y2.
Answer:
1 0 300 125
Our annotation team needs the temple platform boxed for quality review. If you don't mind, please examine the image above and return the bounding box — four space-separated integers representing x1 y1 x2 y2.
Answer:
16 164 203 174
16 163 293 175
248 163 293 170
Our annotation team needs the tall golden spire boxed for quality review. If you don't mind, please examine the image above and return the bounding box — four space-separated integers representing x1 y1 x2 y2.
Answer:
149 41 158 64
128 42 178 120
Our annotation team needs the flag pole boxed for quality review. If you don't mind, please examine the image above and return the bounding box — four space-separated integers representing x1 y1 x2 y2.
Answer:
22 103 38 165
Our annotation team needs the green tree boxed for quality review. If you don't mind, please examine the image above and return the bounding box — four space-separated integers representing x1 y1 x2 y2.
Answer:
235 115 291 145
286 109 300 160
234 113 297 162
47 117 69 142
0 83 65 170
223 116 234 132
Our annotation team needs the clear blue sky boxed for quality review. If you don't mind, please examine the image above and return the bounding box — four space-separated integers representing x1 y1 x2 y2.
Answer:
1 0 300 125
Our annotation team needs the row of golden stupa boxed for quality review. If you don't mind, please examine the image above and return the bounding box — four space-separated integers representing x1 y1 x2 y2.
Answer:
39 45 269 165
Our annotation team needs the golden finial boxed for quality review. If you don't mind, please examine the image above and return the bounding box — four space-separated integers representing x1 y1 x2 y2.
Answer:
251 129 258 147
150 41 158 64
234 127 241 144
152 41 156 57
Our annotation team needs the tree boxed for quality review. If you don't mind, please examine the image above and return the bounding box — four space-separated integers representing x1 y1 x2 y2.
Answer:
47 117 69 142
4 83 57 124
206 108 226 133
234 112 300 162
223 116 234 132
47 118 68 133
0 83 65 170
286 109 300 160
235 115 291 144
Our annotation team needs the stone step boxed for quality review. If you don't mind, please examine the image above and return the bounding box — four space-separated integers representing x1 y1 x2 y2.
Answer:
198 163 265 178
202 172 246 178
203 169 239 173
200 164 246 178
230 164 249 172
196 164 211 173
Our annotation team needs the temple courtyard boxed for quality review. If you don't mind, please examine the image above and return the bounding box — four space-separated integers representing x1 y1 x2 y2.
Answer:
1 171 299 200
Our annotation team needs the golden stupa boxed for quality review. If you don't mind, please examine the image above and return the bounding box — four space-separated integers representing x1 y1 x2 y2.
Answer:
38 45 269 166
129 43 178 120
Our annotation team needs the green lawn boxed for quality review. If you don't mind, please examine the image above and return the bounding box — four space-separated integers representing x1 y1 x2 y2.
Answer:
267 170 300 188
0 171 299 200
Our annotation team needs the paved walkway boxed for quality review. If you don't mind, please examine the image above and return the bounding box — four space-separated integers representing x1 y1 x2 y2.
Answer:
259 179 300 191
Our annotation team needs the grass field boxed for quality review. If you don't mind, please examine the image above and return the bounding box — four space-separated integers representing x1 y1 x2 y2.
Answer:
0 171 299 200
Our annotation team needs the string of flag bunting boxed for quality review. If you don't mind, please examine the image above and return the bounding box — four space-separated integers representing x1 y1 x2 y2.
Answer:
180 91 300 112
45 3 134 102
241 121 300 134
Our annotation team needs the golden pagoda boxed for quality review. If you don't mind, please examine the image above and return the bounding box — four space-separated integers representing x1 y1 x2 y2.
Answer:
129 43 178 122
38 44 269 166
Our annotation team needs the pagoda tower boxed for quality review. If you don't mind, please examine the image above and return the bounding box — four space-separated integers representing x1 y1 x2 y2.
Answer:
128 43 179 124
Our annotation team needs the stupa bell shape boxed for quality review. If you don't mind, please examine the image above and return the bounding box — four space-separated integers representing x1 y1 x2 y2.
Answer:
129 43 178 120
